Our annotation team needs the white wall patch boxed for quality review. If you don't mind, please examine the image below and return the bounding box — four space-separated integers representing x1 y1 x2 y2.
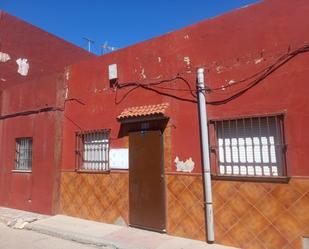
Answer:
16 58 30 76
174 156 195 172
64 87 69 99
64 67 70 81
109 148 129 170
216 65 224 73
254 57 264 64
140 68 146 79
183 56 190 66
0 52 11 62
228 79 236 85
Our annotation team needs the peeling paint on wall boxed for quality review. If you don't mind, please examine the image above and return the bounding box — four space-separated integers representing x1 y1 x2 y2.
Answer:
254 57 264 64
0 52 11 62
184 34 190 40
153 75 162 80
228 79 236 85
140 68 146 79
158 57 161 63
16 58 30 76
174 156 195 172
64 87 69 99
183 56 190 66
65 68 70 81
216 65 224 74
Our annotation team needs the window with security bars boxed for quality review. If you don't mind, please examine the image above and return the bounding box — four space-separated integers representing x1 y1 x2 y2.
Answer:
15 138 33 171
212 115 286 177
75 130 110 171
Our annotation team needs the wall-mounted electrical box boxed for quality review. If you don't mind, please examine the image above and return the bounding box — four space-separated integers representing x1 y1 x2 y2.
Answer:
108 64 118 80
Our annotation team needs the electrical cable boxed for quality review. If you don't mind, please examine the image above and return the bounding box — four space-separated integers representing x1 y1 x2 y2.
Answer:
207 44 309 105
209 44 309 92
115 75 197 104
114 44 309 105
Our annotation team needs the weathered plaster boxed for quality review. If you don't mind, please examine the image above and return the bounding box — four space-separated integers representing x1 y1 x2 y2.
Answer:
16 58 30 76
0 52 10 62
174 156 195 172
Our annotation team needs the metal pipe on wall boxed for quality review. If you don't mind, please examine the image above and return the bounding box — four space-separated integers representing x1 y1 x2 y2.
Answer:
197 68 215 243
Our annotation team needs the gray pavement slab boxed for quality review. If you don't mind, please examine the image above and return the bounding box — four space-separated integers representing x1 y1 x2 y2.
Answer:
0 222 110 249
26 215 237 249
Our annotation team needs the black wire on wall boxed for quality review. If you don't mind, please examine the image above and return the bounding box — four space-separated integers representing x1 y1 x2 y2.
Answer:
114 44 309 105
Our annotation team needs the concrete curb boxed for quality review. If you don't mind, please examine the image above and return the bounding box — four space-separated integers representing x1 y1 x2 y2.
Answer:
0 210 236 249
25 223 143 249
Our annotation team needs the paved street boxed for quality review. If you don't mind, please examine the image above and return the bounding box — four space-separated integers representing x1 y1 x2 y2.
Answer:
0 223 111 249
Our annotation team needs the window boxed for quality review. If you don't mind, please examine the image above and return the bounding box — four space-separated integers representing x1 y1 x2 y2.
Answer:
212 115 286 177
15 138 33 171
76 129 110 171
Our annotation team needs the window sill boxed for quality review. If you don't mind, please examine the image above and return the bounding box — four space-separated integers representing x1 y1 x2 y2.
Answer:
110 169 129 173
211 174 290 183
76 169 110 174
12 170 32 173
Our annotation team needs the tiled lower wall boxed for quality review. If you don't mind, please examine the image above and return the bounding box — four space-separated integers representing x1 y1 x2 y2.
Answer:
166 174 309 249
59 171 128 224
166 174 206 240
212 177 309 249
59 172 309 249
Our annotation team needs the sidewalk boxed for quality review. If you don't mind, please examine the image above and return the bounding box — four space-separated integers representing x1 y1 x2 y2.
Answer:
0 207 236 249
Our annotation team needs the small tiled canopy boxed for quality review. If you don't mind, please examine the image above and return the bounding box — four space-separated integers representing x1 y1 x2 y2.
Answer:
117 103 169 121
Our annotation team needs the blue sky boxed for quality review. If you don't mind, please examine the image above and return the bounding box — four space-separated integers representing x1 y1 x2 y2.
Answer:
1 0 259 54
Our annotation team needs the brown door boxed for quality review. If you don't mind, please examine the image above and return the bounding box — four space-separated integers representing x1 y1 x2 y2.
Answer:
129 130 166 232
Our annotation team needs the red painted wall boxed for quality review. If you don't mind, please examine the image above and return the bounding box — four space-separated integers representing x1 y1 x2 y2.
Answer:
0 74 65 214
0 10 95 214
0 10 94 88
61 0 309 176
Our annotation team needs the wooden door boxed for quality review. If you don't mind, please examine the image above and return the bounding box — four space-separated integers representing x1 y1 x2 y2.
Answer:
129 130 166 232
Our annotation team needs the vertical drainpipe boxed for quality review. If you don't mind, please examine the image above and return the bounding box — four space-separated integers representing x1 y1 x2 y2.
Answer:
197 68 215 243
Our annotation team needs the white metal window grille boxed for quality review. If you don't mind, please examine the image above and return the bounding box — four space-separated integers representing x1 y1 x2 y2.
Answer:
213 115 285 177
76 129 110 171
15 138 32 171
